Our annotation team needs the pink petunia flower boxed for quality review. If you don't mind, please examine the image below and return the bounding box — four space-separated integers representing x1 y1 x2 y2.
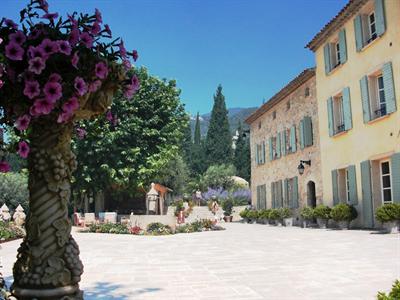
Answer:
23 80 40 99
57 111 73 123
0 161 11 173
131 50 138 62
91 22 101 35
0 38 2 44
28 46 46 59
104 24 112 37
57 40 71 55
124 75 140 99
95 8 102 23
88 80 102 93
42 12 59 21
43 81 62 103
9 31 26 45
5 42 24 61
76 127 87 139
15 114 31 131
122 59 131 71
49 73 62 82
95 62 108 79
18 141 30 158
31 98 54 116
106 110 113 121
119 40 127 58
62 96 79 114
39 38 59 57
80 32 93 48
28 57 46 75
69 28 80 46
38 0 49 12
71 52 79 69
74 77 87 96
0 80 3 89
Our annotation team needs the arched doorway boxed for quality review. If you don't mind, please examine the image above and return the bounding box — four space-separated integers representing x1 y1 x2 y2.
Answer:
307 181 316 207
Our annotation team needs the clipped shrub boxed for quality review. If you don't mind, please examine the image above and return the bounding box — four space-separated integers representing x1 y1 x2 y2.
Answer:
239 209 249 219
146 222 172 235
268 209 280 220
222 199 234 216
89 223 130 234
376 204 400 223
279 207 292 219
247 210 258 220
300 207 314 220
260 209 271 220
377 280 400 300
314 204 331 220
0 221 25 242
330 203 358 222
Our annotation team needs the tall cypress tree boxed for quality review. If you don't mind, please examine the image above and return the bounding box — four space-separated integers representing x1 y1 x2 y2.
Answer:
181 115 192 166
205 85 232 166
191 112 206 176
234 121 251 181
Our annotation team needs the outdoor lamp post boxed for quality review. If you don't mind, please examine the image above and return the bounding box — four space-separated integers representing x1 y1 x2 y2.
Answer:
297 160 311 175
146 183 159 215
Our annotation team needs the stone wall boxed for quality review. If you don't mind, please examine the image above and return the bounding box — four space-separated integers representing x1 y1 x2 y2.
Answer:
249 75 323 214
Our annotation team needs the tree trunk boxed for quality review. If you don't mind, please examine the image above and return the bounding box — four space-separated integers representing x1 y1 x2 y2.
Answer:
12 120 83 299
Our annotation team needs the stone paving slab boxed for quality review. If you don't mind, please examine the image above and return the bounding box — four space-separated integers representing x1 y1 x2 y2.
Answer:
1 223 399 299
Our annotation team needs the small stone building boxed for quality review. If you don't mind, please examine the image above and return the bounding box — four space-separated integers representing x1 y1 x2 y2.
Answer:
245 68 323 216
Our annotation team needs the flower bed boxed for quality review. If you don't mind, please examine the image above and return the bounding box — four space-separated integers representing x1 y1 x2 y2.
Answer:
0 221 25 243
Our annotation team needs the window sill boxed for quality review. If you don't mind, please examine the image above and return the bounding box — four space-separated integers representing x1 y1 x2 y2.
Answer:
367 113 391 124
326 62 344 76
332 130 348 138
360 34 383 52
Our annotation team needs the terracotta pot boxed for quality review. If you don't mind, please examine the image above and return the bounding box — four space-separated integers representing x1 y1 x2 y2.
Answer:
223 216 233 222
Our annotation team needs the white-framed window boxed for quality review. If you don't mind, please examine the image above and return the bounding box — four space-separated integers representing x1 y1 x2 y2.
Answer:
368 71 387 119
335 42 341 67
272 136 277 159
345 169 350 203
285 128 291 152
368 11 377 42
380 160 392 203
333 93 345 134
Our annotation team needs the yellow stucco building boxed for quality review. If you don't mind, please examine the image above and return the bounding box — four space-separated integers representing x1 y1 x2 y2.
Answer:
307 0 400 228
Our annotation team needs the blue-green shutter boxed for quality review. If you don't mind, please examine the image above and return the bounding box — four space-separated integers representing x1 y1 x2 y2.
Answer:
391 153 400 203
284 179 289 208
256 186 260 209
360 76 371 123
281 131 286 156
374 0 386 37
332 169 339 205
255 144 258 164
269 137 273 161
299 119 305 149
303 116 313 147
261 141 266 164
276 134 281 158
262 185 267 209
347 165 358 205
354 15 364 52
342 87 353 130
361 160 374 228
327 97 334 136
293 176 299 208
271 182 275 208
382 62 396 114
290 125 296 153
323 43 331 75
277 180 283 208
338 29 347 64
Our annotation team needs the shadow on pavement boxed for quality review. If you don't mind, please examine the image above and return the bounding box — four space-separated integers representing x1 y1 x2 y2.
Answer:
84 282 161 300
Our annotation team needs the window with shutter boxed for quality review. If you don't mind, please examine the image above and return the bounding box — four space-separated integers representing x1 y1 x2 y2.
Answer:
332 169 339 205
361 160 374 228
391 153 400 203
299 119 305 149
276 134 281 158
290 126 296 153
327 97 334 137
303 116 313 147
347 165 358 205
293 176 299 208
323 43 332 75
342 87 353 131
281 131 286 156
360 75 371 123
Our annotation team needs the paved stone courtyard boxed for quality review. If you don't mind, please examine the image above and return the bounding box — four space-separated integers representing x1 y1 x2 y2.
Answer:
2 223 399 299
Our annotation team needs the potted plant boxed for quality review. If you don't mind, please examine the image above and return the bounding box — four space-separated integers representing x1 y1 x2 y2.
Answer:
239 209 249 223
222 199 233 222
261 209 271 225
269 209 281 226
330 203 358 229
300 207 314 228
279 207 293 226
0 2 138 298
313 205 331 229
375 203 400 234
247 210 258 223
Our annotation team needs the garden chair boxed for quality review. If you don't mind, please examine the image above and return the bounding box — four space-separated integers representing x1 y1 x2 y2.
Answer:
84 213 96 226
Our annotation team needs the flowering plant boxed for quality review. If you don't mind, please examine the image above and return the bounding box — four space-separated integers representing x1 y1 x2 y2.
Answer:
0 0 139 171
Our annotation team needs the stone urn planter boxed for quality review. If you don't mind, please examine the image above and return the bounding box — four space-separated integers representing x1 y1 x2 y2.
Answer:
274 219 282 226
263 218 270 225
382 221 399 234
337 220 350 230
283 217 293 227
302 219 312 228
317 218 328 229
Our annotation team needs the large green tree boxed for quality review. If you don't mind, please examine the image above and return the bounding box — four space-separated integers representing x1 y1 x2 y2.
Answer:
205 85 232 166
72 67 188 195
190 112 206 176
234 122 251 181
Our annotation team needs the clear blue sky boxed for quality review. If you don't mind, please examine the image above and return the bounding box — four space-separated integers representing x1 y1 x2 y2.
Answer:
2 0 347 115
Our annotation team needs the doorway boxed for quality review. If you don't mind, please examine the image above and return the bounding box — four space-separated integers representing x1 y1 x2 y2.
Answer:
307 181 316 207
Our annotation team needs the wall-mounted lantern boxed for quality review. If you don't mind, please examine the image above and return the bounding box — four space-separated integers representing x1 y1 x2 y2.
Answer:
297 160 311 175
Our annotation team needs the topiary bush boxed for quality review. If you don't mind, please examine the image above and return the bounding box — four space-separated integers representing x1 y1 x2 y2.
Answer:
376 204 400 223
239 209 249 219
377 280 400 300
279 207 292 219
330 203 358 222
300 207 314 220
268 209 280 220
314 204 331 220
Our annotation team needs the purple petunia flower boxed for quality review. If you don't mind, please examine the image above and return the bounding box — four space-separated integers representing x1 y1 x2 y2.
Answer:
28 46 46 59
119 40 127 58
104 24 112 37
95 62 108 79
57 40 71 55
0 38 2 44
9 31 26 45
31 98 54 116
76 127 87 139
130 50 138 62
28 28 42 40
62 96 79 114
28 57 46 75
5 42 24 61
4 19 18 30
74 77 87 96
0 161 11 173
0 80 3 89
88 80 102 93
43 81 62 103
95 8 102 23
49 73 62 83
69 28 80 46
122 59 131 71
15 114 31 131
71 52 79 69
42 12 59 21
38 0 49 12
18 141 30 159
80 32 93 48
124 75 140 99
57 111 73 123
39 38 59 57
91 22 101 35
106 110 113 122
23 80 40 99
